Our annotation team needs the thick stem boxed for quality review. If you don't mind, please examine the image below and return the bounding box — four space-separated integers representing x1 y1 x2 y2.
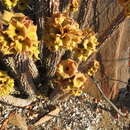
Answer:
0 53 39 106
36 0 65 79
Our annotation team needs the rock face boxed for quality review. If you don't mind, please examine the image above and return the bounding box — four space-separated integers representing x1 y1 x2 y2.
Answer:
98 18 130 98
80 0 130 99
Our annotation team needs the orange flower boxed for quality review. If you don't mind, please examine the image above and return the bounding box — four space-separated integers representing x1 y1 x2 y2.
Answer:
73 72 86 88
57 59 78 79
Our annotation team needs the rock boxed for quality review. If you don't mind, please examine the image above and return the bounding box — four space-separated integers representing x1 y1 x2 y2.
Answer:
80 0 129 100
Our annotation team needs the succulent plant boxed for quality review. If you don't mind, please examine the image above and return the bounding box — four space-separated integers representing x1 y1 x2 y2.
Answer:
56 59 87 96
0 11 39 60
44 13 99 62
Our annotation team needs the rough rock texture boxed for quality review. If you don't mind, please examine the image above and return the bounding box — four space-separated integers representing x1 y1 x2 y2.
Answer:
79 0 129 99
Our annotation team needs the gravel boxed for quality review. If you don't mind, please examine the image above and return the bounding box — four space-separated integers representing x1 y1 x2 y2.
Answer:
0 92 130 130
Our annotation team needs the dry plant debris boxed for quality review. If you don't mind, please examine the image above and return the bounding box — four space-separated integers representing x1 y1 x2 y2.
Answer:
0 111 28 130
34 107 60 126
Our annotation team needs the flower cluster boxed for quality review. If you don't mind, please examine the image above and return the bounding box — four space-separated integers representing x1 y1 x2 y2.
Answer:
0 11 39 60
44 13 83 51
118 0 130 17
0 71 14 96
56 59 87 96
74 30 99 61
2 0 30 10
87 60 100 76
44 13 99 62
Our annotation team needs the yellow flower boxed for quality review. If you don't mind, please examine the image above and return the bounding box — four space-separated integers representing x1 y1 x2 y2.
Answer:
94 60 100 69
89 35 99 46
0 11 39 60
2 0 18 9
57 59 78 79
74 48 93 61
3 20 26 41
87 69 94 76
53 13 66 25
2 0 30 10
83 40 96 51
0 33 11 55
70 0 79 12
12 40 22 52
83 34 98 50
60 72 86 96
73 72 86 88
0 71 14 96
71 89 82 96
0 10 14 22
73 30 99 62
87 60 100 76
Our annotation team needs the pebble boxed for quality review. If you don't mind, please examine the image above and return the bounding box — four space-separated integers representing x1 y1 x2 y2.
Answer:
0 93 130 129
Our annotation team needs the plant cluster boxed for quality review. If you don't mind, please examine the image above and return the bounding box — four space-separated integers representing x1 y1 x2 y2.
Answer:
64 72 86 96
73 30 99 61
0 70 14 96
56 59 100 96
0 10 99 96
44 13 99 62
0 11 39 60
0 0 100 97
56 59 87 96
44 13 83 51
